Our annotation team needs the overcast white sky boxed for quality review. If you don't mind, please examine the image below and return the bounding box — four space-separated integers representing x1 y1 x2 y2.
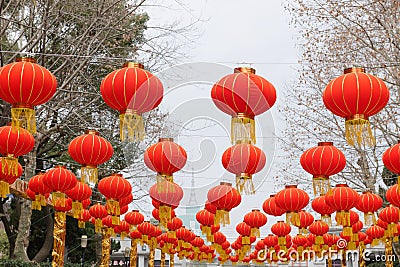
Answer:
140 0 301 239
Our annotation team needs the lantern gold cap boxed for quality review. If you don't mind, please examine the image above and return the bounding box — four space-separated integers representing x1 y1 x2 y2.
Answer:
336 184 348 187
16 57 36 63
252 209 260 212
124 62 144 69
344 67 365 74
318 142 333 146
85 130 99 135
270 194 275 197
159 138 174 142
285 185 297 188
220 182 232 186
234 67 256 74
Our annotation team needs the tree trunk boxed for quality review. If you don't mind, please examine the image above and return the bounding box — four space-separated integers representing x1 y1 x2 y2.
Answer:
32 206 54 262
0 200 15 258
13 150 36 260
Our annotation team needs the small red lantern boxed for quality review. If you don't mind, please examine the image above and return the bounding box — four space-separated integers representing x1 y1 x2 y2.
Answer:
379 205 399 237
0 159 23 198
366 225 385 247
308 220 329 245
222 142 266 194
386 184 400 207
77 209 91 229
65 181 92 218
236 222 252 245
383 141 400 191
297 210 314 234
355 191 383 226
0 57 57 133
243 209 267 237
196 209 215 238
322 68 389 147
300 142 346 195
89 204 108 233
100 62 164 141
97 173 132 225
42 166 77 207
125 210 144 229
207 182 241 226
262 195 285 216
144 138 187 184
325 184 359 228
0 125 34 176
28 173 51 210
68 130 113 184
211 67 277 144
311 195 335 226
274 185 310 226
271 221 291 247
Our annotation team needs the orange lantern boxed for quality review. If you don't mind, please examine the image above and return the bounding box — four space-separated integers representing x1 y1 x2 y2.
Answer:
300 142 346 195
0 57 57 133
100 62 164 141
222 142 266 194
322 68 389 147
271 221 291 248
68 130 113 184
211 67 277 144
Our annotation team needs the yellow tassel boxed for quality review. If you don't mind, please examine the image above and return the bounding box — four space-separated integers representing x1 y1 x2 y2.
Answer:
0 181 10 198
72 201 83 219
119 111 144 142
364 212 375 226
348 242 356 250
78 221 85 228
38 194 47 206
156 175 174 193
287 211 300 226
312 176 330 196
215 209 230 226
81 165 98 184
112 215 120 226
345 116 374 147
278 236 286 246
316 236 324 245
236 174 255 195
2 156 19 176
251 227 260 237
352 234 359 242
343 226 352 237
231 114 255 144
322 215 332 226
11 107 36 134
52 192 65 207
95 218 102 233
371 239 379 247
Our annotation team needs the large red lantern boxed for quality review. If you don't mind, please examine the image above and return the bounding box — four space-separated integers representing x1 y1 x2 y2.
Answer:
322 67 389 147
211 67 277 144
221 142 266 194
28 173 51 209
0 159 23 198
274 185 310 226
42 166 77 207
97 173 132 225
144 138 187 184
65 181 92 218
311 195 335 226
100 62 164 141
0 58 57 133
386 184 400 207
207 182 241 226
68 130 113 184
0 125 34 175
325 184 359 228
355 191 383 226
300 142 346 195
89 204 108 233
382 141 400 191
262 195 285 217
243 209 267 237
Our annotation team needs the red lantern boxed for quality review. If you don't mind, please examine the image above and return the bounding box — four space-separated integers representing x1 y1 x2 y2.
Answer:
262 195 285 216
98 173 132 225
271 221 291 247
68 130 113 184
89 204 108 233
325 184 359 228
222 143 266 194
274 185 310 226
383 141 400 191
77 209 91 229
0 125 34 176
196 209 215 238
386 184 400 207
100 62 163 141
308 220 329 245
379 205 399 237
264 234 278 248
0 57 57 133
116 220 131 239
207 182 241 226
205 200 217 214
125 210 144 229
43 166 77 207
243 209 267 237
149 181 183 228
54 197 72 213
312 195 335 226
366 225 385 246
0 159 23 198
211 67 277 144
28 173 51 209
297 210 314 234
144 138 187 184
65 181 92 218
236 222 252 245
322 67 389 147
292 234 308 253
355 191 383 226
300 142 346 195
339 210 359 237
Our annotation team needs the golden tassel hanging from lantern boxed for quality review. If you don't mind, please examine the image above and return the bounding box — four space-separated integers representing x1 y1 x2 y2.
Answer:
81 165 98 185
52 211 66 267
11 105 36 134
0 181 10 198
130 241 137 267
236 173 255 195
313 176 330 196
231 113 255 144
170 254 175 267
359 243 366 267
215 209 230 226
345 114 374 147
119 109 144 142
100 227 111 267
72 201 83 219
